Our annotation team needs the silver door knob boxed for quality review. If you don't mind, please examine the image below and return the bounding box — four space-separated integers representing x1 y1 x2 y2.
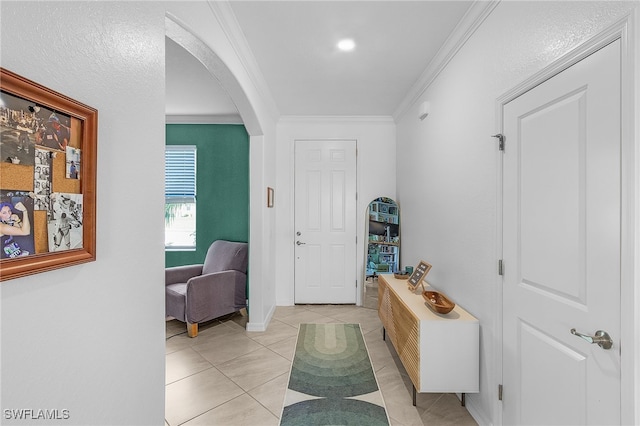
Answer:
296 241 306 246
570 328 613 350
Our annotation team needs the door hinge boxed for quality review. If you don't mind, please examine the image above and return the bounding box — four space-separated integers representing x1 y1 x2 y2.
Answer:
492 133 505 151
498 384 503 401
498 259 504 276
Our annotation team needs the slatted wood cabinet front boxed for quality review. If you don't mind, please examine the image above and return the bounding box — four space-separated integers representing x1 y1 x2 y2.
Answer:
377 274 479 397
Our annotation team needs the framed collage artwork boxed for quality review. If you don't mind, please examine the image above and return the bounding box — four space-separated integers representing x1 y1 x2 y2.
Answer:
0 68 97 281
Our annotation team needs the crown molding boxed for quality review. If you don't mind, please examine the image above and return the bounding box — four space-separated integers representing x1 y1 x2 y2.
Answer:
393 0 500 121
165 114 244 125
207 0 280 121
279 115 395 124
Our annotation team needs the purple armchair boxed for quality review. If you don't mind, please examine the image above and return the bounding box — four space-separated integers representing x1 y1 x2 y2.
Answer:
165 240 248 337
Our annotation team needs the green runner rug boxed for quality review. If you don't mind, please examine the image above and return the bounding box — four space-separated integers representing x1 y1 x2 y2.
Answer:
280 323 390 426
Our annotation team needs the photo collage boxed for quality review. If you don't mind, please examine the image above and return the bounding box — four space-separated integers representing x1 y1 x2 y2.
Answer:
0 90 83 259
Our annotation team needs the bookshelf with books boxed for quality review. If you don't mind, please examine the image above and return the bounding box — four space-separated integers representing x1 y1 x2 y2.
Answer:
367 198 400 276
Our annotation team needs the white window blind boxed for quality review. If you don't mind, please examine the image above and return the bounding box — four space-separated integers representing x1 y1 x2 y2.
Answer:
165 145 196 202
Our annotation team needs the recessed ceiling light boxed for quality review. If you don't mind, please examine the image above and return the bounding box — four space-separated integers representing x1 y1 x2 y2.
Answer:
337 39 356 52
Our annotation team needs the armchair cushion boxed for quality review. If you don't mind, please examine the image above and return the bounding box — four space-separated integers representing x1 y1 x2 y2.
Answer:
166 282 187 322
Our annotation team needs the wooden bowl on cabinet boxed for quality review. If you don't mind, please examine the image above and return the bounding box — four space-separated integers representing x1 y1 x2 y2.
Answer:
422 290 455 314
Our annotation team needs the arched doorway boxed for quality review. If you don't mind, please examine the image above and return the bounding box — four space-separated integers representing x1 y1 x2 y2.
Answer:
165 15 265 329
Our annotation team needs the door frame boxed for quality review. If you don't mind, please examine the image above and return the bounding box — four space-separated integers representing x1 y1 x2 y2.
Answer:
494 15 638 425
292 138 359 305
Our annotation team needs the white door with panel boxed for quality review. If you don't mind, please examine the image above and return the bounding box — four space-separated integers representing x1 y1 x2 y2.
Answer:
502 40 621 425
294 140 357 304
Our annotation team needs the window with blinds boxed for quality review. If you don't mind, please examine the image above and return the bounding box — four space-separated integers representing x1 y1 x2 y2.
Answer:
165 145 196 250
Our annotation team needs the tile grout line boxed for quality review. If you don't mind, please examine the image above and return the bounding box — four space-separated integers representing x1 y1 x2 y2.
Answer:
168 305 463 426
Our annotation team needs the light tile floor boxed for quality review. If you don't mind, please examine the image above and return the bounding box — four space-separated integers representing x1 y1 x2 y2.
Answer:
165 281 478 426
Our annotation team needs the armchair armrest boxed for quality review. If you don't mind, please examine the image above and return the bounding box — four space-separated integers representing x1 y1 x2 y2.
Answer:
165 264 203 285
185 270 247 324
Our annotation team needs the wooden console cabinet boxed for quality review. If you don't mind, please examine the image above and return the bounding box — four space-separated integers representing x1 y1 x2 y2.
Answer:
377 274 479 405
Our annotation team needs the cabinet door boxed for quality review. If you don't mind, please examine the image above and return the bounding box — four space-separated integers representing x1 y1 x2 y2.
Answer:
379 278 420 389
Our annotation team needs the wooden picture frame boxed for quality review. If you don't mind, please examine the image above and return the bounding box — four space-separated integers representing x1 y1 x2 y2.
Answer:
0 68 97 281
267 186 274 208
407 260 432 292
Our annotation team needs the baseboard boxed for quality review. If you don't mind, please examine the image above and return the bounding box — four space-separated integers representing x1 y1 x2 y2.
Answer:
459 393 492 426
246 303 276 332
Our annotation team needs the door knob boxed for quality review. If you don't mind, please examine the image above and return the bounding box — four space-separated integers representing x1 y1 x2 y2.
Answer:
296 241 306 246
570 328 613 350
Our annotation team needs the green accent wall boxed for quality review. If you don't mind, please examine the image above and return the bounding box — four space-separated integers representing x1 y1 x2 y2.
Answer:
165 124 249 267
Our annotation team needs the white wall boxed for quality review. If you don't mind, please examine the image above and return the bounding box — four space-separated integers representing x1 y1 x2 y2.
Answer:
275 117 396 306
395 1 638 424
0 2 166 424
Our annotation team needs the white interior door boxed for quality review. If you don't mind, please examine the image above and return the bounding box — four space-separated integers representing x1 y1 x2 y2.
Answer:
294 140 357 304
502 40 621 425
